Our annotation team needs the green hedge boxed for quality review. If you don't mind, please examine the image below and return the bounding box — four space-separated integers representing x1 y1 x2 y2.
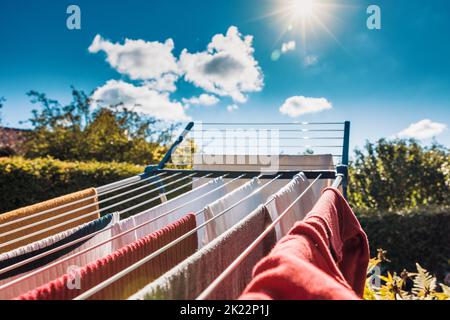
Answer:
0 157 143 213
358 208 450 280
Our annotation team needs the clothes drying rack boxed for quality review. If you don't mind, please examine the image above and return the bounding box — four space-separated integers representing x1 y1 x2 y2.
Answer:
97 120 350 193
143 121 349 194
0 121 351 251
71 118 352 300
0 121 351 300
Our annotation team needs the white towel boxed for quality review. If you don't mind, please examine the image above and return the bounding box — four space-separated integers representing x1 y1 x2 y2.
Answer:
266 173 319 240
202 177 287 245
110 177 228 250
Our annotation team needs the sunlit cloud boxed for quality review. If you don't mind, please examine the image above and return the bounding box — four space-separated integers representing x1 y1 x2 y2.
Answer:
397 119 447 140
182 94 220 107
88 35 179 82
227 104 239 112
279 95 332 117
89 26 263 120
91 80 190 122
179 26 264 103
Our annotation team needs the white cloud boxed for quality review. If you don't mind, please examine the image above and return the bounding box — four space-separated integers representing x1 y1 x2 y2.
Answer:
88 35 179 81
144 73 178 92
179 26 263 103
279 96 332 117
227 104 239 112
397 119 447 140
91 80 190 122
89 27 264 119
281 41 296 53
182 94 219 106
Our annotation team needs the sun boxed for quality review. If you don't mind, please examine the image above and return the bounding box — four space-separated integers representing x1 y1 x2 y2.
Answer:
263 0 345 49
291 0 317 19
251 0 350 53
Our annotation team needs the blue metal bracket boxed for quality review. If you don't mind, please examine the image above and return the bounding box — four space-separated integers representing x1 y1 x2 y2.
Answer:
336 164 348 199
144 121 195 175
340 121 351 199
341 121 350 166
144 122 195 197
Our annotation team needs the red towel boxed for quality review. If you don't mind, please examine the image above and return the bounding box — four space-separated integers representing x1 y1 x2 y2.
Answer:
15 213 198 300
239 188 369 300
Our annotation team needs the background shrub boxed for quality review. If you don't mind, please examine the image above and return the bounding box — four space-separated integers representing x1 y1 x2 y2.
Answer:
0 156 195 219
348 138 449 211
0 156 143 213
358 207 450 281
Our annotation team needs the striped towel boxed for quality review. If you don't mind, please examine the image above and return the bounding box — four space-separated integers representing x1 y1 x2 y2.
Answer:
0 188 100 253
15 213 198 300
0 213 116 282
0 212 118 299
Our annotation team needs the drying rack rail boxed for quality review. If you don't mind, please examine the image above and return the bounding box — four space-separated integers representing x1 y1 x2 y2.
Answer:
143 121 351 197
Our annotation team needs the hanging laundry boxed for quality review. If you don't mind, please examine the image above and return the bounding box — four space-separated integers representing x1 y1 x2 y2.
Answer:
239 188 369 300
304 188 370 295
0 213 118 299
111 177 228 250
0 213 117 282
0 188 100 253
129 205 276 300
202 178 264 245
15 213 198 300
266 173 319 240
202 177 288 245
194 154 334 195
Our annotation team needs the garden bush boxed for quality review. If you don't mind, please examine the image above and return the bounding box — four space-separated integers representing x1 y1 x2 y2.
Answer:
348 138 449 210
358 207 450 281
0 156 143 213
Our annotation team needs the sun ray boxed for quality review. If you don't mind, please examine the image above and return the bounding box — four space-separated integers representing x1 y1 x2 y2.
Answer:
310 10 353 56
252 0 360 54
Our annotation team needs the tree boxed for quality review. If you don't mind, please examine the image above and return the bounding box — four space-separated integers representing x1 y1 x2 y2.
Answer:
23 88 179 164
348 138 450 211
0 97 20 157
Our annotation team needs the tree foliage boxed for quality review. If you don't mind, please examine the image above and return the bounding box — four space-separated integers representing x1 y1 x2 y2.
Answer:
0 156 143 212
22 88 179 165
349 138 449 210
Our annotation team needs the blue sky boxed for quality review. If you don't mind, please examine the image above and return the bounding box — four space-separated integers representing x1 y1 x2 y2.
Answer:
0 0 449 153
